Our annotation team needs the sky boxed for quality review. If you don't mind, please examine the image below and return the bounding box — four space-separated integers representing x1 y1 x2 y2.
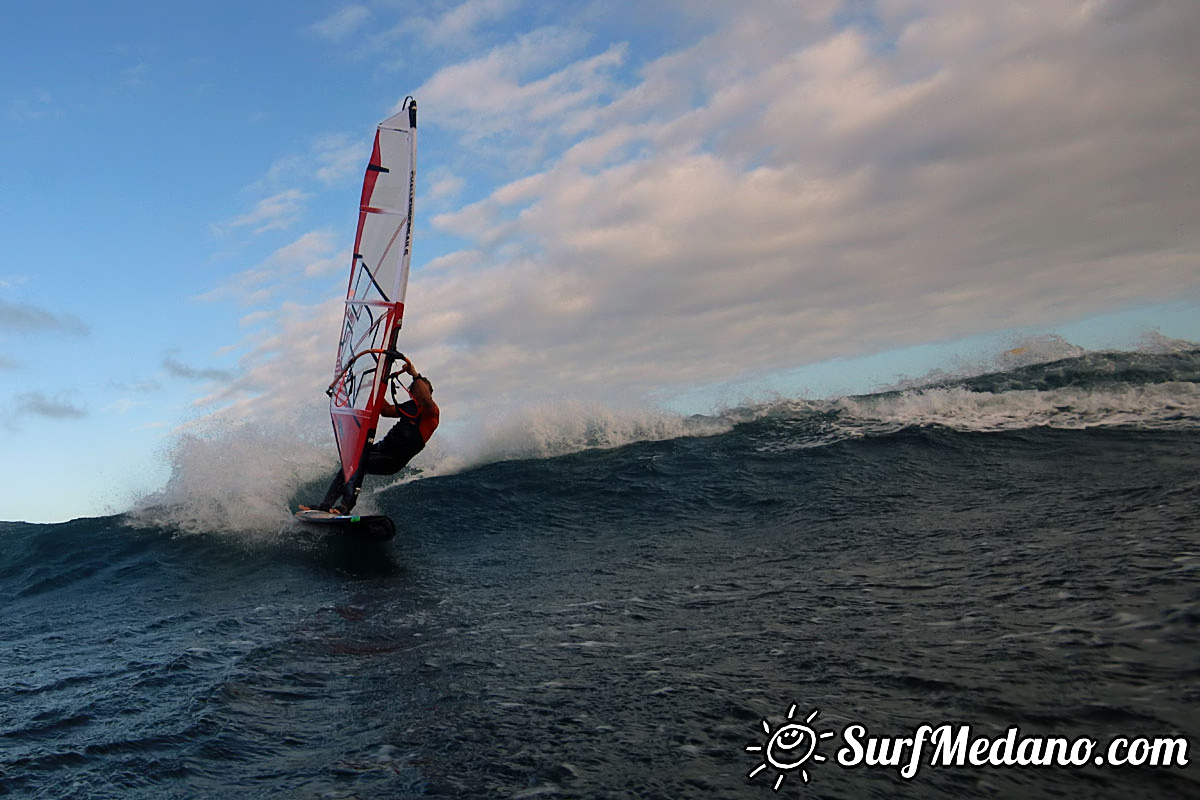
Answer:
2 0 1198 523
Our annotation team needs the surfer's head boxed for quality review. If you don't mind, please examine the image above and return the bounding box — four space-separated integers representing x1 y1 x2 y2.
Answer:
411 375 433 401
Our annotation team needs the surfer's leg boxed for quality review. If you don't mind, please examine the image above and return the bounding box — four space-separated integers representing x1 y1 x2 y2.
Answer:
364 450 410 475
366 425 424 475
337 466 369 514
318 469 347 511
338 481 359 514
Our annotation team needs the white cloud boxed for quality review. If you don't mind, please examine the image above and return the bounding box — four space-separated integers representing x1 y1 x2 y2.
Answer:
192 298 342 419
420 0 519 48
217 189 312 235
197 0 1200 447
433 2 1191 398
426 168 466 203
311 134 367 185
197 229 343 305
103 397 148 415
415 28 627 165
271 230 345 278
310 5 373 42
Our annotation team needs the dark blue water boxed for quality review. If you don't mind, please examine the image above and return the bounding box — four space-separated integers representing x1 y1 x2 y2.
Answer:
2 350 1198 799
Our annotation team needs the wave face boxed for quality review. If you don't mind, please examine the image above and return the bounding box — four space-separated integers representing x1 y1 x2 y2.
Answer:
2 349 1198 798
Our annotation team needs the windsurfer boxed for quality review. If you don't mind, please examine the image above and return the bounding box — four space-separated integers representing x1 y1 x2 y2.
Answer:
302 355 440 514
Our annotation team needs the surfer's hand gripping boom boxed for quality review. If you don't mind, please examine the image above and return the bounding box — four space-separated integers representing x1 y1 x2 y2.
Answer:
326 348 404 396
386 351 418 377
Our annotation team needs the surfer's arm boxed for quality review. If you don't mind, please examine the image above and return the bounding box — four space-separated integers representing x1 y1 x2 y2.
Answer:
380 356 420 417
380 400 402 417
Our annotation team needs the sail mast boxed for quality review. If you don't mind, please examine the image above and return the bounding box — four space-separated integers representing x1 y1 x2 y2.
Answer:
328 99 418 488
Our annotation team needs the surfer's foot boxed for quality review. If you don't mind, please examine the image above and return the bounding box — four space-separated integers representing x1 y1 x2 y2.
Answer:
298 504 331 513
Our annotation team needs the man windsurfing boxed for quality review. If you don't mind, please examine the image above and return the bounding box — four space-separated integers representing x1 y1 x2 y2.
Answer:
302 354 439 515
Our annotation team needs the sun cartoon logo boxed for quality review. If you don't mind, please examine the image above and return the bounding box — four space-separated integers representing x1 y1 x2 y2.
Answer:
746 705 836 792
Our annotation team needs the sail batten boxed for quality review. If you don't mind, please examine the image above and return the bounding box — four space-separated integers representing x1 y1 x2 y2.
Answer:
327 98 417 485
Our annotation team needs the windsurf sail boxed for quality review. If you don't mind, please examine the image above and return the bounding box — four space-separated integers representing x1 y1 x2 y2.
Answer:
326 98 418 495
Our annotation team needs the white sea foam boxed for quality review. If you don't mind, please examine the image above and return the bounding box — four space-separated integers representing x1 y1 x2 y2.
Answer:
744 381 1200 451
843 381 1200 432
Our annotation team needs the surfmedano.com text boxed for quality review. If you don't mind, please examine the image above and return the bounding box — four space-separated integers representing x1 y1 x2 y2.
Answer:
837 723 1190 780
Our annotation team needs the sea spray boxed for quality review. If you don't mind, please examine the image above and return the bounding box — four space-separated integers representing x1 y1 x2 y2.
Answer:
125 418 332 537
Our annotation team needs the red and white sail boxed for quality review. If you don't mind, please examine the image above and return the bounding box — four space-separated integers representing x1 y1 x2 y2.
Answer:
328 99 417 484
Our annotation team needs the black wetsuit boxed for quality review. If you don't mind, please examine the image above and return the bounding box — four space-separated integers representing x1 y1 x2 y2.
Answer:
319 400 427 512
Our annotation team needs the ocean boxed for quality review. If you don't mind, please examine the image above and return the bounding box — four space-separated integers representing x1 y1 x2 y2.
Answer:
2 348 1198 799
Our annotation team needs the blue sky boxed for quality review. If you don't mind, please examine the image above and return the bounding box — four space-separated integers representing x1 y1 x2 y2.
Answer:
3 1 1198 523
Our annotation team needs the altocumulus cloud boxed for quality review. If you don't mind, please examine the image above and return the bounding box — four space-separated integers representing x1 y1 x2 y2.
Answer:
387 1 1200 416
192 1 1200 437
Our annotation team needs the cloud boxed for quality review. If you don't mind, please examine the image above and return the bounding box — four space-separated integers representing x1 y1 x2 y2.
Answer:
310 5 373 42
163 354 236 383
197 230 344 305
113 378 162 394
14 392 87 420
352 0 520 61
258 134 366 190
195 0 1200 443
8 91 57 123
0 300 88 335
191 298 341 418
426 168 466 203
103 397 148 415
218 133 366 256
413 1 1200 395
417 0 520 48
216 189 311 235
414 28 627 167
310 134 366 185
